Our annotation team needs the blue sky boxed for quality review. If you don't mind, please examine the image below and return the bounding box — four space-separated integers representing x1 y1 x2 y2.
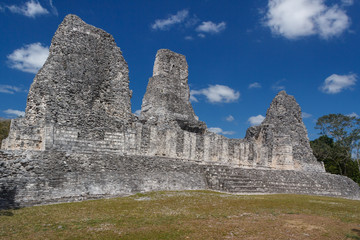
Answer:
0 0 359 140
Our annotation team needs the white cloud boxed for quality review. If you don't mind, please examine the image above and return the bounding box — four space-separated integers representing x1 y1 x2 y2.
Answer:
4 109 25 117
7 42 49 74
208 127 222 134
134 109 141 116
184 36 193 40
196 21 226 34
249 82 262 89
320 73 357 94
265 0 350 39
7 0 49 18
221 130 235 135
0 85 23 94
49 0 58 16
302 112 312 118
248 115 265 126
226 115 235 122
151 9 189 30
189 94 198 103
185 15 200 28
208 127 235 135
190 85 240 103
316 5 350 38
198 33 206 38
341 0 354 6
272 80 286 91
347 112 359 118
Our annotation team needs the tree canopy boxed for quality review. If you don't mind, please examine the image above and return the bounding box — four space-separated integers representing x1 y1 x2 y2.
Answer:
311 114 360 185
0 119 11 144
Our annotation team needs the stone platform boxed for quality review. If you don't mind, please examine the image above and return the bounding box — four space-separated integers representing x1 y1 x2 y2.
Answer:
1 150 359 209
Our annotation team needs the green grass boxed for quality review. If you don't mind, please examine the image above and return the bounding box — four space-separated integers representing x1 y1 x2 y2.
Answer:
0 191 359 239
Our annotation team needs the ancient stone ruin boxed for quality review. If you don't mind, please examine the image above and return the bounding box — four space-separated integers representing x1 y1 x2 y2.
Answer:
1 14 359 208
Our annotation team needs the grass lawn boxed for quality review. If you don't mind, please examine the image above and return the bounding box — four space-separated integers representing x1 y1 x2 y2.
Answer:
0 191 359 239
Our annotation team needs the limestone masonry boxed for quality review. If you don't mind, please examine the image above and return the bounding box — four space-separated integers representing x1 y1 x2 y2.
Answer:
1 15 359 208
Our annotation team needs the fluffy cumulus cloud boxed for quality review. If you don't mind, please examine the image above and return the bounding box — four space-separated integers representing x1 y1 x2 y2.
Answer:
196 21 226 34
4 109 25 117
0 85 23 94
208 127 235 136
190 85 240 103
151 9 189 30
265 0 351 39
7 42 49 74
7 0 49 18
320 73 357 94
248 82 262 89
248 115 265 126
226 115 235 122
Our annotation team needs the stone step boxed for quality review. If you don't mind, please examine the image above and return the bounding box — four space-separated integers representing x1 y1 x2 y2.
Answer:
224 180 314 188
226 183 318 192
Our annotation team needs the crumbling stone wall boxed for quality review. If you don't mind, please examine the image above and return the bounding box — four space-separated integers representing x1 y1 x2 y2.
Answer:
1 15 324 172
0 150 358 209
1 14 323 172
2 120 318 171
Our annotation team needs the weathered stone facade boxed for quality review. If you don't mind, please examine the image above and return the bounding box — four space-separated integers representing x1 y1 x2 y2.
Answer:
2 14 132 150
140 49 206 133
1 150 358 209
1 14 359 208
245 91 324 172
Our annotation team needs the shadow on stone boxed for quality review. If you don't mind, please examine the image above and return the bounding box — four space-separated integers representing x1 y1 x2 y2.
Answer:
0 185 19 210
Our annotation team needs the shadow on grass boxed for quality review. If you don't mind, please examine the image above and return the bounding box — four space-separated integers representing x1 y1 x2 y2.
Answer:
346 229 360 240
0 210 13 216
352 229 360 236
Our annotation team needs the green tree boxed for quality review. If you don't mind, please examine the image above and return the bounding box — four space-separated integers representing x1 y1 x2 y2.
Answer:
311 136 360 184
315 114 360 173
311 113 360 185
0 119 11 144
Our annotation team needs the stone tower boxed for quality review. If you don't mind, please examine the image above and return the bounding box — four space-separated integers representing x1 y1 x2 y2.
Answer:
26 14 132 126
2 14 133 149
140 49 206 133
245 91 324 171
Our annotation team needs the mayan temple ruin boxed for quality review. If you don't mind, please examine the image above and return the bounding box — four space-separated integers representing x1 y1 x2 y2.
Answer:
0 14 359 208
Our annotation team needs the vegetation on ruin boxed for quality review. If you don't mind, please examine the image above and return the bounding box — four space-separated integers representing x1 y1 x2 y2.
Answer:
0 120 10 144
311 113 360 185
0 191 359 240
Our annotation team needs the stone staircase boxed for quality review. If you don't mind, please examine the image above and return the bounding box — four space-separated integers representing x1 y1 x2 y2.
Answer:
204 165 353 197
